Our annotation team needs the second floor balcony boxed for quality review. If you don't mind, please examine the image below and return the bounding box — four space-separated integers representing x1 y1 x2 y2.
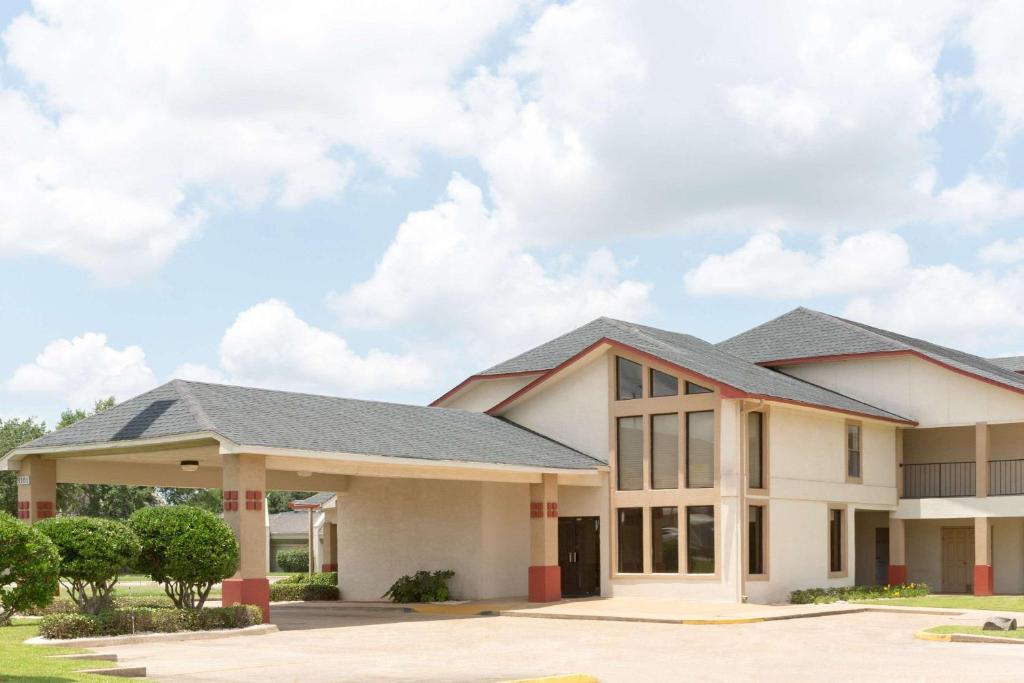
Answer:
902 459 1024 499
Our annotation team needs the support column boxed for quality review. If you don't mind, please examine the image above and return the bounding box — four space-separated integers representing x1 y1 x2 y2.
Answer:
322 521 337 572
221 453 270 622
887 515 907 585
528 474 560 602
307 509 315 575
974 517 993 596
16 455 56 524
976 422 989 498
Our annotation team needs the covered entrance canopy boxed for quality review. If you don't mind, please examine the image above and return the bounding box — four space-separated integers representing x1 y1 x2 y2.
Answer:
1 380 606 620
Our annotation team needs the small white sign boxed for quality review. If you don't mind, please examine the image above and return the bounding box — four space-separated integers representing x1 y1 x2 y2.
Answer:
16 475 30 486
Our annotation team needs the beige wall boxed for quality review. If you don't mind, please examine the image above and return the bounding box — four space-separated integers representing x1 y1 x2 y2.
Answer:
903 427 975 465
504 356 610 462
991 423 1024 461
335 477 530 600
903 518 1024 592
854 510 890 585
780 355 1024 428
442 376 538 412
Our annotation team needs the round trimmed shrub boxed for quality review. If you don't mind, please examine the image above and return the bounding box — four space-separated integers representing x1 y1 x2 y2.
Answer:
0 511 60 625
129 506 239 609
36 516 140 615
276 549 309 573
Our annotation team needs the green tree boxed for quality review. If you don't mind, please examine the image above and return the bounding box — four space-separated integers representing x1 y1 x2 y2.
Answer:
0 511 60 624
55 397 158 518
266 490 315 514
0 417 48 515
158 487 223 513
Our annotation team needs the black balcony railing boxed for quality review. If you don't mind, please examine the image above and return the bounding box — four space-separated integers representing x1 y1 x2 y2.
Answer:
902 461 975 499
989 459 1024 496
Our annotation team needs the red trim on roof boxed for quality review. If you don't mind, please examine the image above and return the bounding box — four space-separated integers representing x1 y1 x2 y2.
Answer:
760 349 1024 400
430 371 544 407
485 337 914 425
288 501 324 510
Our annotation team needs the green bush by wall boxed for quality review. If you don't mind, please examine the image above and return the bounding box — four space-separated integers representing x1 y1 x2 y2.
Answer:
276 549 309 573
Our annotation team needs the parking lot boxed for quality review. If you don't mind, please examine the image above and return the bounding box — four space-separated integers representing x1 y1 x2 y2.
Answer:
92 603 1024 682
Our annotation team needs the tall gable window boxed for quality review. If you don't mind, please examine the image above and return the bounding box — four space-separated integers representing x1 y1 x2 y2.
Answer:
686 506 715 574
686 411 715 488
685 381 712 395
617 357 643 400
650 369 678 397
747 411 764 489
617 416 643 491
846 423 862 481
829 507 845 575
651 414 679 489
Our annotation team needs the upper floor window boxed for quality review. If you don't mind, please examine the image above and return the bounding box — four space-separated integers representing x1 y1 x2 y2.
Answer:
685 381 712 395
617 357 643 400
686 410 715 488
747 411 764 489
650 369 678 397
617 416 643 491
846 423 861 480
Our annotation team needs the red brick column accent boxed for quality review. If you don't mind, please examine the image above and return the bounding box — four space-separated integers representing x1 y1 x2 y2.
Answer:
974 565 994 596
528 565 561 602
887 564 907 585
221 578 271 623
528 474 560 603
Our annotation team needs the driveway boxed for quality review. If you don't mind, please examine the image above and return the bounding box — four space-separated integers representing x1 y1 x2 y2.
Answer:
93 603 1024 682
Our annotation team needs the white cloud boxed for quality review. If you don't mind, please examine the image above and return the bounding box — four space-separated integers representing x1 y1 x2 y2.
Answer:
177 299 433 396
7 333 157 408
961 0 1024 137
0 0 520 281
684 232 911 298
843 265 1024 349
329 174 652 363
933 173 1024 232
462 1 972 243
979 237 1024 264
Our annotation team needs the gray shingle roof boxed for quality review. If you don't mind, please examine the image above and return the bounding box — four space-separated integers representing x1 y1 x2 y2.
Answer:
989 356 1024 373
269 511 309 536
293 492 335 508
483 317 911 422
718 307 1024 394
16 380 603 470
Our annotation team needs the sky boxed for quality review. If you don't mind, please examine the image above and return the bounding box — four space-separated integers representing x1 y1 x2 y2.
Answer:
2 0 1024 425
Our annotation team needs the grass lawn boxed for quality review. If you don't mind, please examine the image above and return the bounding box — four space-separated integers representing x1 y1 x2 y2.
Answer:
924 625 1024 639
856 595 1024 611
0 619 130 681
113 582 221 599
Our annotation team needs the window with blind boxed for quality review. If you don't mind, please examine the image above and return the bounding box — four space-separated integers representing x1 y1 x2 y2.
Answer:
686 410 714 488
650 368 678 397
651 413 679 489
617 357 643 400
652 506 679 573
618 507 643 573
748 505 765 575
687 505 715 574
617 416 643 491
846 423 861 479
747 411 764 489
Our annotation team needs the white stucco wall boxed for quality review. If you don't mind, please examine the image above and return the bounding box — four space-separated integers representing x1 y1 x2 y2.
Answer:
442 375 538 412
779 355 1024 428
335 477 529 600
854 510 890 585
503 356 610 462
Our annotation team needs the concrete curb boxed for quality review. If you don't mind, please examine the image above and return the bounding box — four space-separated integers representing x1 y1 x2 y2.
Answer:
502 676 598 683
499 606 866 625
915 628 1024 645
25 623 277 647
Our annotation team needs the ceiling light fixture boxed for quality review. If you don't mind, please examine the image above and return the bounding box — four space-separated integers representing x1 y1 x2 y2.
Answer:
180 460 199 472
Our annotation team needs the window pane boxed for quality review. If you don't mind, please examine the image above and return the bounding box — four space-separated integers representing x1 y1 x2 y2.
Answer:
686 411 715 488
687 506 715 574
618 508 643 573
650 369 678 397
652 507 679 573
617 357 643 400
685 381 712 395
748 505 764 575
617 416 643 491
847 424 861 478
651 414 679 489
747 412 763 489
829 509 843 572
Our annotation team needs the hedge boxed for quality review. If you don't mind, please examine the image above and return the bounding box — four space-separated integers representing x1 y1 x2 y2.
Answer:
26 594 176 616
38 605 263 639
270 582 339 602
129 506 239 609
276 549 309 573
278 571 337 587
789 583 930 604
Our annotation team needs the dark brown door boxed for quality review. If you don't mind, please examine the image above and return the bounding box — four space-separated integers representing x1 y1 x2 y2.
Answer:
559 516 600 597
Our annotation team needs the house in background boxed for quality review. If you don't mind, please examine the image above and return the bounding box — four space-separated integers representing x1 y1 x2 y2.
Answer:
7 306 1024 616
268 510 310 571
